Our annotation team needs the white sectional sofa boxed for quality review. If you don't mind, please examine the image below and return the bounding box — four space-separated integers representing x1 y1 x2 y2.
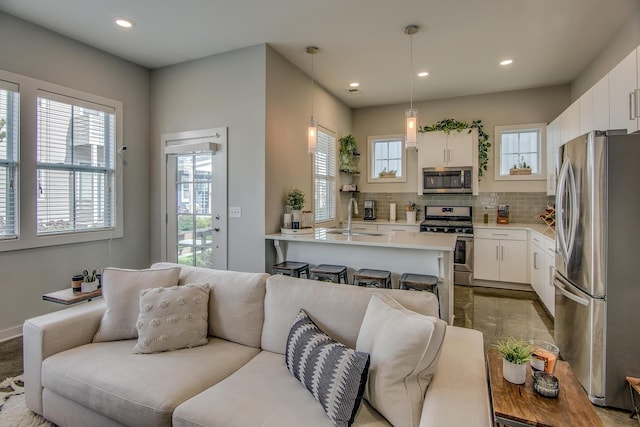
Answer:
23 263 492 427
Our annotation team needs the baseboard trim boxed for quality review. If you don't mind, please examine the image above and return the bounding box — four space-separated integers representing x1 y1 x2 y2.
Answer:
472 280 534 292
0 325 22 342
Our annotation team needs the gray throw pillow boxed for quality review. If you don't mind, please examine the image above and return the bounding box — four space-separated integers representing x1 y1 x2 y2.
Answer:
285 309 369 427
133 284 210 354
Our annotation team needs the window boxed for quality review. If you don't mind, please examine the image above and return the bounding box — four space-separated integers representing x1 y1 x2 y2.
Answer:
36 92 115 234
0 81 19 240
367 134 406 182
0 69 123 252
494 123 546 181
314 128 336 224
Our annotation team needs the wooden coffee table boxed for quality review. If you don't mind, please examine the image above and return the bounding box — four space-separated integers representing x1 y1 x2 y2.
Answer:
487 350 603 426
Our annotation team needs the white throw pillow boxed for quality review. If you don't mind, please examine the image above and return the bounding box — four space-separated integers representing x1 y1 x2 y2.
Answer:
93 267 181 342
133 284 210 354
355 294 447 427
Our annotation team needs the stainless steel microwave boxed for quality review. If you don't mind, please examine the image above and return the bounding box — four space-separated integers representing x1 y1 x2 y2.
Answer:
422 167 472 193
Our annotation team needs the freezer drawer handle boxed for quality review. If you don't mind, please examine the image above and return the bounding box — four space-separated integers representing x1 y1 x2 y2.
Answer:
554 279 589 306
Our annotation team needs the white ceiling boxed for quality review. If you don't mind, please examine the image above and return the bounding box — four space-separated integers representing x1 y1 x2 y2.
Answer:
0 0 638 108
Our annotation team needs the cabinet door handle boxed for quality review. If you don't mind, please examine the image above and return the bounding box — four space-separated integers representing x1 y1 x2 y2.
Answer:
630 91 637 121
491 233 509 236
501 246 504 260
548 265 555 285
496 245 499 260
635 89 640 119
533 252 538 269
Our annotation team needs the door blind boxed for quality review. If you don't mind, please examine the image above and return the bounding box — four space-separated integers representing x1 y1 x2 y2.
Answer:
0 82 19 239
314 129 336 222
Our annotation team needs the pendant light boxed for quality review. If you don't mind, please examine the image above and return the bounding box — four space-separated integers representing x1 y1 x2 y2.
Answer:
404 25 419 149
307 46 319 154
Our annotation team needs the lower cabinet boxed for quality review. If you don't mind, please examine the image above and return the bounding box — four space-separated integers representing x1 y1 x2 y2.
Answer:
474 229 528 284
530 232 555 317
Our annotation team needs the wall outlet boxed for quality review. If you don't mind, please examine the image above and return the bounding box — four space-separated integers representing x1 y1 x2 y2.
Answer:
229 207 242 218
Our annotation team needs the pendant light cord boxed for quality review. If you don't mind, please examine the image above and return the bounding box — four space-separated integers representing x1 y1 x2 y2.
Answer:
311 52 315 119
409 30 413 110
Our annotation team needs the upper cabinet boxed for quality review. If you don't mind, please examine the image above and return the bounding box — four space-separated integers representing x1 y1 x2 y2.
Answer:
546 118 560 196
609 48 639 133
417 130 475 168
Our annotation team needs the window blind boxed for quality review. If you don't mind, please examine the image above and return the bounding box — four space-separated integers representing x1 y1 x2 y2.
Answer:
36 94 116 234
315 129 336 223
0 83 19 239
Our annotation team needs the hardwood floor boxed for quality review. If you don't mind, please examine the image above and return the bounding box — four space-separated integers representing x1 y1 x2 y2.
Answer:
0 336 22 380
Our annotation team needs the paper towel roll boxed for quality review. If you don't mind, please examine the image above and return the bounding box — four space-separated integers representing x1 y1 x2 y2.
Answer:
389 203 396 221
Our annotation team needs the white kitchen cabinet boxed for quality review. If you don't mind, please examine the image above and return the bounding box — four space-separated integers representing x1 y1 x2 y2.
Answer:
530 231 556 317
417 129 475 168
546 118 561 196
474 228 528 284
609 47 639 133
560 100 580 144
592 74 610 131
579 88 593 136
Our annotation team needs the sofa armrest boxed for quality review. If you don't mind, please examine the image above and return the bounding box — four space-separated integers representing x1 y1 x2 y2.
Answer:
23 300 106 415
420 326 492 427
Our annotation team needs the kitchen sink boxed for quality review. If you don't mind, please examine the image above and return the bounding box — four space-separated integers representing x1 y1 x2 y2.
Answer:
327 230 384 237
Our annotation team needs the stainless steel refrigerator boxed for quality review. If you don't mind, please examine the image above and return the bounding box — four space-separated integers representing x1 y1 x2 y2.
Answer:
555 130 640 409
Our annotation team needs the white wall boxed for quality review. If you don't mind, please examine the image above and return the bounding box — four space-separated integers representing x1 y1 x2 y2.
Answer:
0 12 151 339
150 45 267 273
352 85 571 195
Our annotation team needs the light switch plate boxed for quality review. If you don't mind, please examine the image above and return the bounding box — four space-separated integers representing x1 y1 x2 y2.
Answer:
229 207 242 218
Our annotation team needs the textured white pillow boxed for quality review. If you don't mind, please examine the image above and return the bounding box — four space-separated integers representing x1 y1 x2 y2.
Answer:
356 294 447 427
93 267 181 342
133 284 210 354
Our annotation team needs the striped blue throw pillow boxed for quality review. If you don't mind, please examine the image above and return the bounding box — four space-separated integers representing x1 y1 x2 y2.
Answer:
286 309 370 427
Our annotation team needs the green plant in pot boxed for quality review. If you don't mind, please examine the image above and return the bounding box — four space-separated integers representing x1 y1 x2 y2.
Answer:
283 188 306 228
494 337 533 384
81 268 99 293
339 134 359 175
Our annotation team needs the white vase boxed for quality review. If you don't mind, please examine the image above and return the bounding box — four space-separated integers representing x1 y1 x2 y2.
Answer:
81 281 98 293
502 358 527 384
406 211 417 224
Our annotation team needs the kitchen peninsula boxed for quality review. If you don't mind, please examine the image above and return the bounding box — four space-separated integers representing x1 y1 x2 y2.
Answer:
265 229 457 324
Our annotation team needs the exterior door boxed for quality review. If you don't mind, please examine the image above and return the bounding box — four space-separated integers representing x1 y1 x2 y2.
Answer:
162 128 227 270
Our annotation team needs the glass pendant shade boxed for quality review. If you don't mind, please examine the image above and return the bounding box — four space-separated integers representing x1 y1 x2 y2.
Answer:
308 117 317 154
405 109 418 148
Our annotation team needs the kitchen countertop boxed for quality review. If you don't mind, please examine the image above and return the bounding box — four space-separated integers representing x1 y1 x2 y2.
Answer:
346 219 420 226
473 222 555 241
265 228 456 251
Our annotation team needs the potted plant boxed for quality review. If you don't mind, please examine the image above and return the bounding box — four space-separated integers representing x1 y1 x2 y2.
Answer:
339 134 359 175
510 156 532 175
378 167 396 178
494 337 533 384
283 188 306 229
81 268 99 292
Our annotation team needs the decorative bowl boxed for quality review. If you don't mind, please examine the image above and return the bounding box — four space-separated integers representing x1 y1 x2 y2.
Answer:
533 372 559 398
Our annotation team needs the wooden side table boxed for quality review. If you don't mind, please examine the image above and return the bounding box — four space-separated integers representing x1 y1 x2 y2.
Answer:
42 288 102 305
487 350 603 427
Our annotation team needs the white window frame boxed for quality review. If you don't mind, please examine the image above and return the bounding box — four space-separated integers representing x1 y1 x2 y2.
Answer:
494 123 546 181
0 80 19 241
0 69 123 253
367 134 407 183
314 126 337 227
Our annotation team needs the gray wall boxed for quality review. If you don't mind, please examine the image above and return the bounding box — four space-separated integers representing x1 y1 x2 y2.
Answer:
264 46 352 239
572 8 640 101
150 45 267 273
0 12 151 338
351 84 571 200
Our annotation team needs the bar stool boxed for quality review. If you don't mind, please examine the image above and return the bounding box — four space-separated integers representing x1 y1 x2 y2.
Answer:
399 273 440 317
353 268 392 289
310 264 349 284
627 376 640 425
272 261 310 278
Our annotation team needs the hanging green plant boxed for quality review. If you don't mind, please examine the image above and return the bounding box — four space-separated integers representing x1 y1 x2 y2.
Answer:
338 134 359 175
419 118 491 179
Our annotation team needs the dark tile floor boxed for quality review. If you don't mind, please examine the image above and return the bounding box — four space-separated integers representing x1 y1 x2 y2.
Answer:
454 285 637 427
0 288 637 426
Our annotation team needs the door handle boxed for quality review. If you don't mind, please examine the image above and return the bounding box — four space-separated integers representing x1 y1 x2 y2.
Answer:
496 245 499 260
554 279 589 306
635 89 640 119
533 252 538 269
501 245 504 260
214 227 220 232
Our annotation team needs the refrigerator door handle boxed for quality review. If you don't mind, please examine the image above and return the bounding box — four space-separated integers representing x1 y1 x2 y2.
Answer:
556 159 570 262
554 277 589 306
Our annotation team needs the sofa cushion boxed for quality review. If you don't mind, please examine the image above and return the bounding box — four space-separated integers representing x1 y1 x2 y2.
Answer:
93 266 181 342
42 338 260 427
262 275 439 354
152 262 269 348
173 350 391 427
133 284 209 354
286 309 369 427
356 294 447 427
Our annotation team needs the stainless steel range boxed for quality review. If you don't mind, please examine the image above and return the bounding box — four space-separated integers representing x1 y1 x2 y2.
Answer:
420 206 473 286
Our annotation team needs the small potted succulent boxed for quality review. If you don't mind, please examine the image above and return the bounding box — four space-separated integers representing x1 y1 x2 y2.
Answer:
81 268 99 293
494 337 533 384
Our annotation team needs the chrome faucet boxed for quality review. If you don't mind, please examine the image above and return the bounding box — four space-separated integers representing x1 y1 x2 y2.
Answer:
347 197 359 235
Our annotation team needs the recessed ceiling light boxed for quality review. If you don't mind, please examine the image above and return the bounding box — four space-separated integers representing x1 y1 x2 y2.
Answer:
500 59 514 66
417 71 429 77
115 18 135 28
349 82 360 88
